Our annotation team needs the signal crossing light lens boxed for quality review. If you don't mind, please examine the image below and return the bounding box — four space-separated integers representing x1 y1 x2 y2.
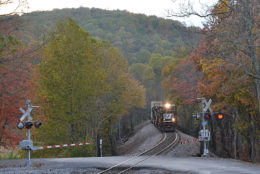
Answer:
204 113 211 120
34 121 42 128
25 122 33 129
217 113 224 120
17 122 24 129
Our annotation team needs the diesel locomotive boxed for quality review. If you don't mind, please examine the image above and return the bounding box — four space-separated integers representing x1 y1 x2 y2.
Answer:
151 101 177 131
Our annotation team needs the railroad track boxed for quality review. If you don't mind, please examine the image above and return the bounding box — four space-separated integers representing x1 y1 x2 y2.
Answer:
97 132 179 174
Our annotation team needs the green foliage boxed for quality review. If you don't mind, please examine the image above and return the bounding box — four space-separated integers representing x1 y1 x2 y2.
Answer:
34 19 145 157
129 63 155 85
10 7 200 120
16 8 201 65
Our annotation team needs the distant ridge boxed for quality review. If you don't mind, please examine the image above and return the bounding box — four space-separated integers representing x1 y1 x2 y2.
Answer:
16 7 202 64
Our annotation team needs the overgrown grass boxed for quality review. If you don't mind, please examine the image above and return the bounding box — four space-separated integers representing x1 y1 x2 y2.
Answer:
0 147 21 159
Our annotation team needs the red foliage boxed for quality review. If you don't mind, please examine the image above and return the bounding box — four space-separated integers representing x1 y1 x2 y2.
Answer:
0 48 34 147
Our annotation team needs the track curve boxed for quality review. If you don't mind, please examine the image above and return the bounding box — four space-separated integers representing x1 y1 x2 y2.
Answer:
98 131 179 174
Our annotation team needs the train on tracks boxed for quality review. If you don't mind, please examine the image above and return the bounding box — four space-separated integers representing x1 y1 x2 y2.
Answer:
151 101 177 131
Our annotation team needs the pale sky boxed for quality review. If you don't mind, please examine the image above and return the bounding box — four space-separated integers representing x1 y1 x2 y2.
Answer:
2 0 218 27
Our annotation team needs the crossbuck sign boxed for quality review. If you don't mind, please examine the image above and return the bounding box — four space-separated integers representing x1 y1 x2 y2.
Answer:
202 98 212 113
19 100 39 122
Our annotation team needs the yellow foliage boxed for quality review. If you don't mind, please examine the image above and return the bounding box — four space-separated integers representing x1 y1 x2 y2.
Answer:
201 58 224 73
213 0 231 18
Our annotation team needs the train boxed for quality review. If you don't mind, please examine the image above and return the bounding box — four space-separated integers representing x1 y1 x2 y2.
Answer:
151 101 177 132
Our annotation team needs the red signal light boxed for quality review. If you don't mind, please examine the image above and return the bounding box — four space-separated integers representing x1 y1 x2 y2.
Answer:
204 113 211 120
34 121 42 128
217 113 224 120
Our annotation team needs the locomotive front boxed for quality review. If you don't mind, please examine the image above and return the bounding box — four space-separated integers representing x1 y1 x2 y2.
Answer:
160 103 177 131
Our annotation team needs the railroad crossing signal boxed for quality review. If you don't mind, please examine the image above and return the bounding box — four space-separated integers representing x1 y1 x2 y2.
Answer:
204 112 211 120
34 121 42 128
25 121 33 129
195 98 226 156
19 140 40 151
216 112 224 120
18 100 41 130
201 121 207 126
19 100 39 122
18 100 40 168
199 129 211 141
202 98 212 113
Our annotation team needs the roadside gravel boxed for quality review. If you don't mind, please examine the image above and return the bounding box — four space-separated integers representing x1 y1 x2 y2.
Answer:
117 121 201 158
166 131 200 157
117 121 163 156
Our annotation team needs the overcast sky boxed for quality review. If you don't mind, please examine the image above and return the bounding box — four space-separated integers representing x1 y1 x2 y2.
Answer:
2 0 218 27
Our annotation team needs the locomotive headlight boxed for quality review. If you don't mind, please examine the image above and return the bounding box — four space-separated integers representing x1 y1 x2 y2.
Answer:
171 117 176 122
164 103 171 109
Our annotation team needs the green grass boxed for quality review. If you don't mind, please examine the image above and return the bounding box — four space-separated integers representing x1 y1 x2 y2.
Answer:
0 148 21 159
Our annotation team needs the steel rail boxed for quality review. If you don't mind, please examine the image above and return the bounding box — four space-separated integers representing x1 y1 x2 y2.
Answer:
97 132 179 174
97 132 167 174
118 132 179 174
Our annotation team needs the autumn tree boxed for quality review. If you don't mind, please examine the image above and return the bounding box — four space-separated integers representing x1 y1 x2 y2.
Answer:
0 2 33 147
167 0 260 161
34 19 145 157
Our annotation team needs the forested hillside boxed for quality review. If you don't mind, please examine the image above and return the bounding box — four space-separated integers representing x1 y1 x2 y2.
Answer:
16 7 201 103
14 8 202 137
17 8 201 64
0 7 201 157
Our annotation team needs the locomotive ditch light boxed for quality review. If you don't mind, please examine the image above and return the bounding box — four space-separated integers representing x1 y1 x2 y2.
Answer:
164 103 171 109
25 121 33 129
34 121 42 128
172 117 176 122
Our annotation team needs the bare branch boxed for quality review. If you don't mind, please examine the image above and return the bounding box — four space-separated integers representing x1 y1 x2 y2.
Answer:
167 0 234 20
0 0 28 16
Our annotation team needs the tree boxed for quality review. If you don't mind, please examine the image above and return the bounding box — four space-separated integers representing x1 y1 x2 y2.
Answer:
0 43 33 147
36 19 106 148
167 0 260 161
129 63 155 101
35 19 145 157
